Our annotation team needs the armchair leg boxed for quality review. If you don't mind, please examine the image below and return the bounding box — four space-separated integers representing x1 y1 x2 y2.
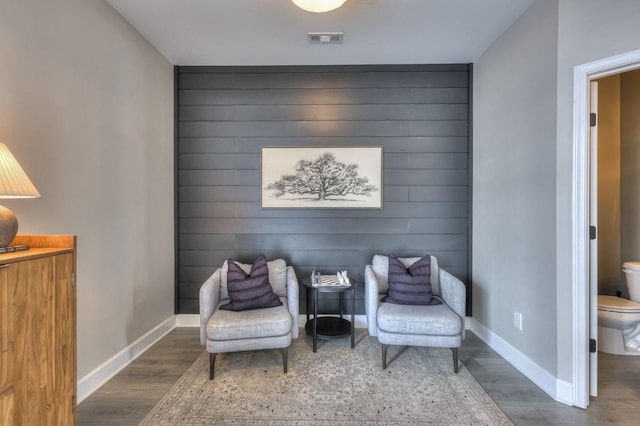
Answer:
209 353 217 380
450 348 459 373
280 347 288 374
382 344 390 369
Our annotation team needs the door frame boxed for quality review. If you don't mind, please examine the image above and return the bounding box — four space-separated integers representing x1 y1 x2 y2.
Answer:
572 48 640 409
588 80 598 398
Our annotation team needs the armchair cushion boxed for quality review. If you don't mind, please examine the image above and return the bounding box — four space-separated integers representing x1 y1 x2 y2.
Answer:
377 301 462 336
220 254 282 312
208 298 292 341
221 257 287 300
383 255 440 305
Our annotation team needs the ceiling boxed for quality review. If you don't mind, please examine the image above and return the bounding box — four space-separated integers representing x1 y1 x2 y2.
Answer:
105 0 536 66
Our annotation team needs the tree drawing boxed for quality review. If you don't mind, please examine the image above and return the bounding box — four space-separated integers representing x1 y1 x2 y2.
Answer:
266 152 378 201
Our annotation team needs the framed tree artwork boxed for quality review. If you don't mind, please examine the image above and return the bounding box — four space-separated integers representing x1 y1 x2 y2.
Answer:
261 146 383 209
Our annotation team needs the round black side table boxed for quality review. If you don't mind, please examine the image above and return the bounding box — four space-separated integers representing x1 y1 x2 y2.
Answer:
303 276 356 353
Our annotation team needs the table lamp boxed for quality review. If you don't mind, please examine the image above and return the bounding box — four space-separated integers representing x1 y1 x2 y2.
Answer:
0 143 40 247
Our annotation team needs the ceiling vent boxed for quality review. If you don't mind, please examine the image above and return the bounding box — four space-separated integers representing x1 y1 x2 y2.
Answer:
307 32 344 44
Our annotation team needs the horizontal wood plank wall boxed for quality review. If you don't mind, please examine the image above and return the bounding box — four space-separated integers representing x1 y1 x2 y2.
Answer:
176 65 470 314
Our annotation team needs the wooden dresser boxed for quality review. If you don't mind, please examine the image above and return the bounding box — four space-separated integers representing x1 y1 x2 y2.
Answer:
0 235 77 425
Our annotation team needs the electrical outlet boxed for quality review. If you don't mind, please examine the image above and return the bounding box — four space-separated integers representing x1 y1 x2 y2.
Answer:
514 311 523 331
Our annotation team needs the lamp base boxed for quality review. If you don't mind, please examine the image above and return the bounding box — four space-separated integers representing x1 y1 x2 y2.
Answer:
0 205 18 247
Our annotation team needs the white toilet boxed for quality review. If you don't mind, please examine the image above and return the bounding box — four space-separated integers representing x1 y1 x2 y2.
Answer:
598 262 640 356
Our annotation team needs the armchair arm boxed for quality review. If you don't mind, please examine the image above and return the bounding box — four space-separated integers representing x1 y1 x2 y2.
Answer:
199 268 221 346
438 268 466 337
364 265 382 337
286 266 299 339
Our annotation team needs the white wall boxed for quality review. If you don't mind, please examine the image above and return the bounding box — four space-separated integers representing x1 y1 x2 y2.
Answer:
0 0 174 381
473 0 559 374
555 0 640 383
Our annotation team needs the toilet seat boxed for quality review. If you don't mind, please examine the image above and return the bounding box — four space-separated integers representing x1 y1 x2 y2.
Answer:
598 295 640 313
623 261 640 272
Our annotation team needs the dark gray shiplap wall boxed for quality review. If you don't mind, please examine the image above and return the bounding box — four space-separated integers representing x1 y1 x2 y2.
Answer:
176 65 471 315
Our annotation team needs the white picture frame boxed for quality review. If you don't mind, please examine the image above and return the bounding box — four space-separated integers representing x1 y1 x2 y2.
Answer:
261 146 383 209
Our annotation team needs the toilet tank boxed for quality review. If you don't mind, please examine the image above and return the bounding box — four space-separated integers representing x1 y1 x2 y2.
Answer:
623 262 640 303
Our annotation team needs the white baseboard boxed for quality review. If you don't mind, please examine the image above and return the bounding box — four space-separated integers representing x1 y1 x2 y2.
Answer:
555 377 573 405
467 318 572 406
176 314 200 327
77 316 176 403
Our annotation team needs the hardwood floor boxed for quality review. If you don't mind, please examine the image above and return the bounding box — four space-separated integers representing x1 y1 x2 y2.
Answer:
77 328 640 425
459 333 640 425
77 328 203 425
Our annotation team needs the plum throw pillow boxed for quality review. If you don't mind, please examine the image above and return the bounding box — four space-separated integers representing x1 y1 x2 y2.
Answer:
383 255 441 305
219 254 283 311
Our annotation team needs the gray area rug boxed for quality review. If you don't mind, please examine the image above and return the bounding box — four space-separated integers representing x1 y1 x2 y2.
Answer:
141 333 513 425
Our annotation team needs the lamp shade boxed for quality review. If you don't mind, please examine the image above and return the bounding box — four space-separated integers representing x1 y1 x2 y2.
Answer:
292 0 347 13
0 143 40 198
0 143 40 247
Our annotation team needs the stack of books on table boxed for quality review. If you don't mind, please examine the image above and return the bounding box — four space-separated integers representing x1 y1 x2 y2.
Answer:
0 245 29 254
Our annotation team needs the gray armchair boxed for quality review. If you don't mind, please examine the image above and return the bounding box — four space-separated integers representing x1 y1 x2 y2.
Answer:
365 255 466 373
199 258 299 379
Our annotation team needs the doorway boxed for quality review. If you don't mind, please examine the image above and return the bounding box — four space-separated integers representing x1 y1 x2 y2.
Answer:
572 49 640 409
591 69 640 396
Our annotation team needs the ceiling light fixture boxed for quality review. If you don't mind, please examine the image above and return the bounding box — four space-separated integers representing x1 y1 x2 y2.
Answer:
292 0 347 13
